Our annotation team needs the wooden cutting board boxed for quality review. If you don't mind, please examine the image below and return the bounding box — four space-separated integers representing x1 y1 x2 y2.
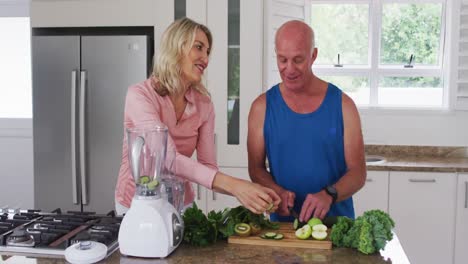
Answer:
228 222 332 250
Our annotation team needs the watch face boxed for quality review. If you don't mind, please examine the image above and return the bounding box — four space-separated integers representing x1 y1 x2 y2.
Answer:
327 186 337 195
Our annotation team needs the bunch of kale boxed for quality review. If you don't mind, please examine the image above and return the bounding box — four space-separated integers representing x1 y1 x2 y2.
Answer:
330 209 395 254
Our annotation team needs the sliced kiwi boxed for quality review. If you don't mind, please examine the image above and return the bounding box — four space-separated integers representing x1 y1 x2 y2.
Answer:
234 223 251 237
266 203 274 211
249 222 262 235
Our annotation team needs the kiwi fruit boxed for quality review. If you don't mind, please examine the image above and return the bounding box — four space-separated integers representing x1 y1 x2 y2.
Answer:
234 223 251 237
249 222 262 235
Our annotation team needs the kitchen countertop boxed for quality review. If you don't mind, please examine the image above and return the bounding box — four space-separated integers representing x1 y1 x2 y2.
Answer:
0 232 409 264
365 145 468 172
367 155 468 172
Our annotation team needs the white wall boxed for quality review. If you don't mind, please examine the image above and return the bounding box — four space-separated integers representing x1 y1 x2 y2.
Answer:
361 110 468 146
0 119 34 208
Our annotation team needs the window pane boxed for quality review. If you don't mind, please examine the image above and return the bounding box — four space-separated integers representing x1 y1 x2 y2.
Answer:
378 77 443 107
320 76 370 106
174 0 186 20
310 4 369 65
381 3 443 65
0 17 32 118
227 0 239 145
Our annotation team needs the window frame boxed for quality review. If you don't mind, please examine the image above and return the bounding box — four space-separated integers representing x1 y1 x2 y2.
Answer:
306 0 448 109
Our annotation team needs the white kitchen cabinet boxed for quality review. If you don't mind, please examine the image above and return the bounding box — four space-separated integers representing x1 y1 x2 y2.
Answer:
204 0 263 167
389 171 456 264
353 171 389 217
455 173 468 264
190 182 208 214
31 0 160 27
30 0 173 55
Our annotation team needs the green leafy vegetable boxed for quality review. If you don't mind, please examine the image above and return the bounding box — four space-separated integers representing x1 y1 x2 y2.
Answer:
182 204 278 246
330 209 395 254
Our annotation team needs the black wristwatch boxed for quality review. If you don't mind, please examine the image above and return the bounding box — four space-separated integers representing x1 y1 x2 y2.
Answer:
324 185 338 205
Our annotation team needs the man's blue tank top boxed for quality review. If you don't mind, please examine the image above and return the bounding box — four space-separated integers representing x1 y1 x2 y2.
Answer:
265 83 354 221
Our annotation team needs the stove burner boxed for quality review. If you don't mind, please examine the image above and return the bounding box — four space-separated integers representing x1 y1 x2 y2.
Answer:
0 208 121 258
6 229 35 247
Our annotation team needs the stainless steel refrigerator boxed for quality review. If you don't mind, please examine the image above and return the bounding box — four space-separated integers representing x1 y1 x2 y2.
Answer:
32 28 153 213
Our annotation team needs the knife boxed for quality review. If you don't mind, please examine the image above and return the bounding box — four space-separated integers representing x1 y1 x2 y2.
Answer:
288 206 300 219
288 207 307 228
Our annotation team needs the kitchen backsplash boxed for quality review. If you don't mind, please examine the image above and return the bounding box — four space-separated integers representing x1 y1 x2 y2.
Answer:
365 145 468 158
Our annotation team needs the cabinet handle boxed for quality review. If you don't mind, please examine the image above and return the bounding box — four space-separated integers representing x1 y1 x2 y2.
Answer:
366 178 373 182
465 181 467 209
197 184 201 200
409 179 436 183
212 191 217 201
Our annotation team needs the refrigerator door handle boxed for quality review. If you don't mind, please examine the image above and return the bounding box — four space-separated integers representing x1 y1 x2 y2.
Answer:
71 70 79 204
79 70 88 205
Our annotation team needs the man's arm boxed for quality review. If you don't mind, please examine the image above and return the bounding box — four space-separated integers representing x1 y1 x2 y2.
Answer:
299 93 366 221
247 94 292 215
334 93 367 201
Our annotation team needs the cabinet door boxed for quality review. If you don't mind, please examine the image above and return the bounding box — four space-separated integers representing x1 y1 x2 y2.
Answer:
206 167 250 212
389 171 456 264
455 173 468 264
353 171 389 216
207 0 263 167
191 182 208 214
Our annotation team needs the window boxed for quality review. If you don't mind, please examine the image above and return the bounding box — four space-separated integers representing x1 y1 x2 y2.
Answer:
227 0 240 145
0 17 32 118
309 0 446 108
174 0 186 20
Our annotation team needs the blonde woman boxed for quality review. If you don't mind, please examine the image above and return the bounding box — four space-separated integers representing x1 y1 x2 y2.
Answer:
115 18 280 215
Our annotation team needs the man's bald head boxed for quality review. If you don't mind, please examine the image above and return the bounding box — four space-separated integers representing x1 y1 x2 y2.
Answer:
275 20 315 53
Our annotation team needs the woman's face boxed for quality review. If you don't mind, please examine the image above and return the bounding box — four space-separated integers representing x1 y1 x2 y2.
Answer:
181 29 210 86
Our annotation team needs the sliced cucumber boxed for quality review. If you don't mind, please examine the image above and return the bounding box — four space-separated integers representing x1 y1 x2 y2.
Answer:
264 232 277 239
260 234 267 239
139 175 150 184
147 179 159 190
273 233 284 240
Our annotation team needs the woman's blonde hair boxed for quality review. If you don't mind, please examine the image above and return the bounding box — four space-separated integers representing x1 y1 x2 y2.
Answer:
152 17 212 97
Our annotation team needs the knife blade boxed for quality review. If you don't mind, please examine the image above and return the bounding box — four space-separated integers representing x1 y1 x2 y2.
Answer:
288 206 300 219
289 207 307 229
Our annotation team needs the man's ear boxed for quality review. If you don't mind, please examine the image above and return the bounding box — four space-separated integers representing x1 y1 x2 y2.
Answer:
311 48 318 62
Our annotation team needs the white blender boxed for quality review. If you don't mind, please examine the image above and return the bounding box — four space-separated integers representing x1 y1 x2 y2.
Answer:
118 125 184 258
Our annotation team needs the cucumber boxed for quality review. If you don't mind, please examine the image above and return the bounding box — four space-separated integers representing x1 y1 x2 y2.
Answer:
139 175 150 184
264 232 277 239
260 234 267 239
147 179 159 190
274 233 284 240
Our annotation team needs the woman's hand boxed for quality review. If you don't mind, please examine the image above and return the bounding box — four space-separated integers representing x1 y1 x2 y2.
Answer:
212 172 281 214
232 180 281 214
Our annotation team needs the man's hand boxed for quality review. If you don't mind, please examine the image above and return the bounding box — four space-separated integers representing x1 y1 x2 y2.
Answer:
276 189 295 216
299 190 333 221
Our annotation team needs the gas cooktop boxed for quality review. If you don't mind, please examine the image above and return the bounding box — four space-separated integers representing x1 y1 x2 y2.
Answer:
0 207 122 258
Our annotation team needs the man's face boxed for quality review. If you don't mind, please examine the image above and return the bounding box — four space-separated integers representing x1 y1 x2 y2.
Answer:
275 37 316 91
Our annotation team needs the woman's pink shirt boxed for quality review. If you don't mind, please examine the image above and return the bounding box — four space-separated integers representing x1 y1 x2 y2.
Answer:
115 78 218 207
